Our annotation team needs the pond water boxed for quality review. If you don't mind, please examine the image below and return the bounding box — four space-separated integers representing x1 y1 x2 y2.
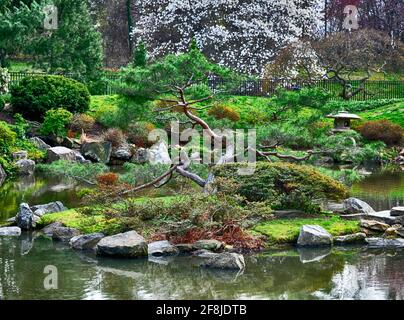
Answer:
1 235 404 300
351 168 404 211
0 173 82 222
0 167 404 300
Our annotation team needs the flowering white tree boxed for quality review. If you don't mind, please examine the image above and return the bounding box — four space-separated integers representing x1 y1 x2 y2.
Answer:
131 0 324 74
0 68 10 95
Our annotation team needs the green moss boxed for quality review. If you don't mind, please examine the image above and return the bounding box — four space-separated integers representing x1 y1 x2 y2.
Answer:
38 209 123 235
253 216 360 244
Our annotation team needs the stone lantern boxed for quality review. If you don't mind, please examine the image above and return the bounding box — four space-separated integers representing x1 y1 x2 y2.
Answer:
326 111 361 133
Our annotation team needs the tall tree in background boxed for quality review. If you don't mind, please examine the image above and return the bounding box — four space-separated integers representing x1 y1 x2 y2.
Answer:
0 0 45 67
131 0 324 75
32 0 103 76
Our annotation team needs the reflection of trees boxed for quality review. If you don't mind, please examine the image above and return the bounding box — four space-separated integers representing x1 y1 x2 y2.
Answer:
2 241 404 300
0 174 80 221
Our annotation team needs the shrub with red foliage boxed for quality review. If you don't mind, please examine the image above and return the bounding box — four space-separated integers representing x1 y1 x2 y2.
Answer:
168 223 265 252
358 120 403 146
96 172 119 186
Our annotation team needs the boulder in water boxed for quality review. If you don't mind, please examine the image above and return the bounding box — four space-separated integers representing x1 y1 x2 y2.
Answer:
366 237 404 248
16 203 36 230
70 233 105 250
201 252 246 270
297 225 333 246
334 233 367 244
96 231 148 258
52 227 81 242
148 240 179 257
391 207 404 217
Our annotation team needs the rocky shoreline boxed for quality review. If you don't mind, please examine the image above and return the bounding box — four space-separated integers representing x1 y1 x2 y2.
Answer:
1 196 404 272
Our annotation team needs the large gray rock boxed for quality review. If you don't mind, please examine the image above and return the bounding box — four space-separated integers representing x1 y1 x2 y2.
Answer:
366 237 404 248
391 207 404 217
52 227 81 242
131 148 151 164
47 146 76 163
12 150 28 160
334 233 367 244
29 137 51 150
149 140 172 164
148 240 179 257
0 227 21 236
96 231 148 258
297 225 333 247
16 203 36 230
193 239 224 252
81 141 112 164
201 252 245 270
343 198 375 214
15 159 35 176
31 201 67 217
42 222 65 236
70 233 105 250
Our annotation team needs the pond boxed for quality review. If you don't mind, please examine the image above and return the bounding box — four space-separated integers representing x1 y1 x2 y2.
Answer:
0 173 83 222
0 166 404 300
351 167 404 211
1 235 404 300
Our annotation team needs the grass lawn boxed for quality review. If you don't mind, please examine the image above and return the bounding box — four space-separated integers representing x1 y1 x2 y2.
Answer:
359 100 404 127
253 216 361 244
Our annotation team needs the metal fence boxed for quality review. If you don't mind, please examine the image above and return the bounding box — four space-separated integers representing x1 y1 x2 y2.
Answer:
8 72 404 100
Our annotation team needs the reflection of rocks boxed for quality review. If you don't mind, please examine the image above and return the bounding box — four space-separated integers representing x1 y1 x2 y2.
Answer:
148 255 177 265
0 226 21 236
96 231 148 258
343 198 375 214
298 247 331 263
366 238 404 248
20 231 34 255
297 225 333 247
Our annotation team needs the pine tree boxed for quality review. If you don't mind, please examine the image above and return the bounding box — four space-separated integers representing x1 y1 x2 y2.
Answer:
133 41 147 67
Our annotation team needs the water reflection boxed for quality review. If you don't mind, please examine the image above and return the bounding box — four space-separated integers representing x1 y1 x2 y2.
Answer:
351 168 404 211
0 173 81 221
1 235 404 300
